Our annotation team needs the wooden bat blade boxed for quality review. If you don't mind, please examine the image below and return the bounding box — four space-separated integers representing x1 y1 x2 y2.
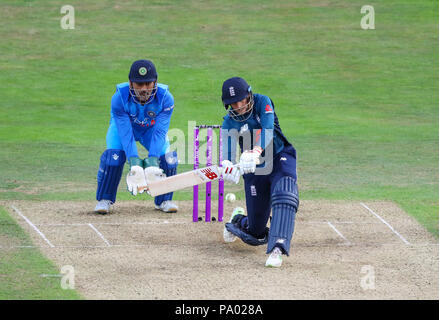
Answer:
146 165 222 197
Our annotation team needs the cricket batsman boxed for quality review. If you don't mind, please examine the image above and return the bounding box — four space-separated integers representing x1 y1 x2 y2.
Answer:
94 59 178 214
220 77 299 267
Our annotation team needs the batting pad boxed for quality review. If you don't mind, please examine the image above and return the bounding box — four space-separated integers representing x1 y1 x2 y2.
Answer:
266 176 299 256
96 149 126 203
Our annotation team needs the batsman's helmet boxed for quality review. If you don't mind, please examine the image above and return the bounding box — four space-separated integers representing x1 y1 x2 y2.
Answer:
221 77 254 122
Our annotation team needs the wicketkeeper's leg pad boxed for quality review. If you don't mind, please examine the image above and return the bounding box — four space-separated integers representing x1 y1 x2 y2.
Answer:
96 149 126 203
154 151 178 206
266 176 299 256
225 214 269 246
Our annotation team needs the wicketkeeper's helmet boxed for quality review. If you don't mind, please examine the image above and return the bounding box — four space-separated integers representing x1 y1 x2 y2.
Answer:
128 59 158 105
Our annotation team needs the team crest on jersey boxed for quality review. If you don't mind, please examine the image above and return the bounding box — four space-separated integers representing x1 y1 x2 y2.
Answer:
139 67 147 76
239 124 249 134
265 104 273 113
147 110 156 118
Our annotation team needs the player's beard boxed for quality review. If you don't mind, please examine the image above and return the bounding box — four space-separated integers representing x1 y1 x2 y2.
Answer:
130 85 157 105
135 89 152 104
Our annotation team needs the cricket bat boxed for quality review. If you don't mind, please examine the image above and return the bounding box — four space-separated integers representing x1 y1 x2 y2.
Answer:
146 164 228 197
146 157 260 196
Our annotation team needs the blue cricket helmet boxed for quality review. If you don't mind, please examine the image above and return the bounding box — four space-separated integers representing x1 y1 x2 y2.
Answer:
221 77 254 122
128 59 158 105
221 77 251 106
129 59 158 83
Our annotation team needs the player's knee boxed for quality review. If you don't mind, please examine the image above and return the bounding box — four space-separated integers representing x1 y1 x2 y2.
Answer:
96 149 126 202
225 216 269 246
159 151 178 171
272 176 299 212
100 149 126 166
98 149 126 181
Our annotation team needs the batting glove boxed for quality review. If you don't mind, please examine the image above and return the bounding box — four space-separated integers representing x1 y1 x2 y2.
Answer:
126 157 148 196
239 147 262 175
221 160 240 184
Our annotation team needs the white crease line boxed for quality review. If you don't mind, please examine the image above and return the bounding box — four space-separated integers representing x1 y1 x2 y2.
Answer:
327 221 352 245
303 221 381 224
88 223 111 247
35 221 186 227
10 205 55 248
36 221 378 227
38 223 86 227
99 221 185 225
360 202 411 245
2 242 439 250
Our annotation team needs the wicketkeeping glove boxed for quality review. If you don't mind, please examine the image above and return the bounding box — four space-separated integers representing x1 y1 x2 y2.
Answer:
143 157 165 186
126 157 148 196
221 160 240 184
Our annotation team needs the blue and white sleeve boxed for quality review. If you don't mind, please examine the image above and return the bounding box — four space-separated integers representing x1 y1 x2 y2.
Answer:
148 92 174 158
111 92 139 160
254 96 274 152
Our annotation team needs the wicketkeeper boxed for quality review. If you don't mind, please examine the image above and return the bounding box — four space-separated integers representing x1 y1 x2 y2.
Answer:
94 59 178 214
220 77 299 267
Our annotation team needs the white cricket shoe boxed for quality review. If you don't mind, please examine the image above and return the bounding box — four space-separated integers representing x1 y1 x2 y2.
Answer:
265 247 283 268
223 207 245 243
94 200 112 214
155 200 178 213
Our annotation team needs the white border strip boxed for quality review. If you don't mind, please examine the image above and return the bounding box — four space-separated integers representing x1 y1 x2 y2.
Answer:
327 221 351 245
360 202 411 245
37 221 185 227
88 223 111 247
11 205 55 248
2 242 438 250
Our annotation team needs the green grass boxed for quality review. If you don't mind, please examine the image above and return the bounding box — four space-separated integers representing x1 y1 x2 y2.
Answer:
0 206 82 299
0 0 438 287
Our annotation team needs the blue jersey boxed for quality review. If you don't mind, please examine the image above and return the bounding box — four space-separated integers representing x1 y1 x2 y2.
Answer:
221 93 292 163
110 82 174 159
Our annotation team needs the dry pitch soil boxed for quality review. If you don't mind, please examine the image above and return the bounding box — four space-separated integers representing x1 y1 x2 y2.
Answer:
1 199 438 299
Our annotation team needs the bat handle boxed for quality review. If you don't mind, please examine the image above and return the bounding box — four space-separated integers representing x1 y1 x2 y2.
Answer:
219 157 260 176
